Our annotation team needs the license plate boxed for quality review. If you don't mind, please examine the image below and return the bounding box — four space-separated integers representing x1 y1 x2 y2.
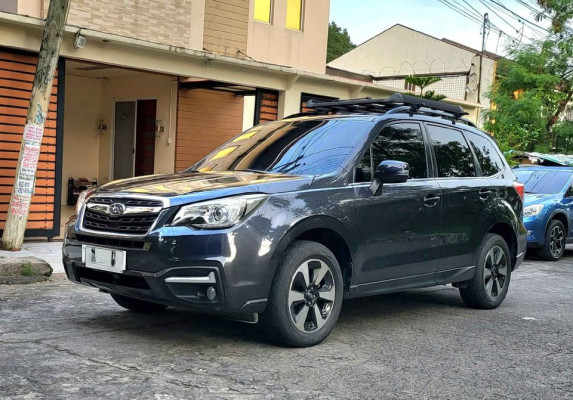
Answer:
82 245 126 273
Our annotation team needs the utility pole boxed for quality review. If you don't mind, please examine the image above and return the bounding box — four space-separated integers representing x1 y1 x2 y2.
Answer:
1 0 71 251
478 12 489 104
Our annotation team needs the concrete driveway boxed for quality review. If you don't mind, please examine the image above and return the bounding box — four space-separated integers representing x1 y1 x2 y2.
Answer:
0 252 572 399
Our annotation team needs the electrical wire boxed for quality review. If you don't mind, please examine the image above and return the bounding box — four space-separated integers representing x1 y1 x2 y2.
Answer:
488 0 550 33
488 0 547 36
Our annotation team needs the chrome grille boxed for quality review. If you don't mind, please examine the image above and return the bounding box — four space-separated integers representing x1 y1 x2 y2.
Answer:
82 197 162 235
88 197 163 207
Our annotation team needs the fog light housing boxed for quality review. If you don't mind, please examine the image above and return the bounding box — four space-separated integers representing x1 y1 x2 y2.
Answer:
527 230 534 237
206 286 217 301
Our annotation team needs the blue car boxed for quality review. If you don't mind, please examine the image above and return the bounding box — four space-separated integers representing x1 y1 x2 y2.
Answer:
513 166 573 260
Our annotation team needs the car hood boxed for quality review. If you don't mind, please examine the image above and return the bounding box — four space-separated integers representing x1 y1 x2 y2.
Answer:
523 193 560 206
95 171 312 205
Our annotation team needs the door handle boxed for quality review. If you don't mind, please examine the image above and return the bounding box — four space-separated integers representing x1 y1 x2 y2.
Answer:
424 194 440 206
479 188 492 199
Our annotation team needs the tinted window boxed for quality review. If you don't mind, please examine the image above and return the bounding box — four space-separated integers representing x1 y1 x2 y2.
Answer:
191 119 374 176
514 169 572 194
466 132 505 176
427 124 476 178
355 123 427 182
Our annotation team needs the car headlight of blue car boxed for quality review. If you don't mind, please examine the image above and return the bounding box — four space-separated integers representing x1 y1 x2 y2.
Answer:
523 204 544 218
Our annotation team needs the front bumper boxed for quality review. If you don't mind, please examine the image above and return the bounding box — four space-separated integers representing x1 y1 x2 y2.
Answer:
63 217 277 314
523 216 546 247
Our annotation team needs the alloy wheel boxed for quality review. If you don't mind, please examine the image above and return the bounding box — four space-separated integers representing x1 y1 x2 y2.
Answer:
288 259 336 333
549 225 565 258
483 245 508 298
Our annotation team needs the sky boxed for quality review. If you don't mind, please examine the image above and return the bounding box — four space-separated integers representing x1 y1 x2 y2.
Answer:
329 0 552 55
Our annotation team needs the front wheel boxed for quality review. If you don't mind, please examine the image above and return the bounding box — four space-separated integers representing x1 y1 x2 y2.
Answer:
260 240 343 347
110 293 168 313
459 233 511 309
539 219 566 261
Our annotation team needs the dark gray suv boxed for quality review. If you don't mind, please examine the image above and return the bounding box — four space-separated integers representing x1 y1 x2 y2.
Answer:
63 94 527 347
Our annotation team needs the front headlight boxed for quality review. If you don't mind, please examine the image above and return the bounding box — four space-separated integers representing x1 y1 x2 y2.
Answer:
75 188 96 215
171 194 268 229
524 204 544 217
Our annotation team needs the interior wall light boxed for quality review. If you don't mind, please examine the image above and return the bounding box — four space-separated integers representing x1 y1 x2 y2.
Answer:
98 119 107 135
155 120 165 137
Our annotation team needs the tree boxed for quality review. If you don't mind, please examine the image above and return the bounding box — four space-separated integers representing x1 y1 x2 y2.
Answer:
484 1 573 152
327 22 356 63
535 0 573 33
404 76 447 101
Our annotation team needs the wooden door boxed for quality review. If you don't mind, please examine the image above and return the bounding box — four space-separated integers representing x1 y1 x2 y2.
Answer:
135 100 156 176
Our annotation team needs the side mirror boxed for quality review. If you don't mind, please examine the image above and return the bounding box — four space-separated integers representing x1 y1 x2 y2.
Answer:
369 160 410 196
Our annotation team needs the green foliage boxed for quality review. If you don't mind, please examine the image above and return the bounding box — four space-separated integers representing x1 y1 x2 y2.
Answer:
420 90 447 101
536 0 573 33
327 22 356 63
485 0 573 153
21 263 38 277
404 76 447 100
405 76 442 95
484 37 573 152
554 121 573 151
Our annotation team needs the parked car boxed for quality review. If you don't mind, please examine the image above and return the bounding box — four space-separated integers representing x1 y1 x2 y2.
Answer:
63 94 526 347
513 165 573 260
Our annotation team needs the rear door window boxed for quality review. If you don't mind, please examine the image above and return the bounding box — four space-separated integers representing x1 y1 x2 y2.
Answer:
426 124 476 178
465 131 505 176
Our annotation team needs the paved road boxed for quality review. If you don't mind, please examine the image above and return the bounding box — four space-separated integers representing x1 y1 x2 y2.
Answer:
1 252 572 399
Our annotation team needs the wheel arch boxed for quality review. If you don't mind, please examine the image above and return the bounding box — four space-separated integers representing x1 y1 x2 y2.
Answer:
269 216 355 295
487 222 518 270
545 210 569 236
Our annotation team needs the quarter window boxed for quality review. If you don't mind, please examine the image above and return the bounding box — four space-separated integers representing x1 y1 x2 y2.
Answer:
254 0 272 23
466 132 504 176
286 0 303 30
426 124 476 178
355 123 428 182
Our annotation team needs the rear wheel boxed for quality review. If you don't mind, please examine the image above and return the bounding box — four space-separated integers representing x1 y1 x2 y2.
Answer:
539 219 566 261
459 233 511 309
110 293 168 313
260 240 343 347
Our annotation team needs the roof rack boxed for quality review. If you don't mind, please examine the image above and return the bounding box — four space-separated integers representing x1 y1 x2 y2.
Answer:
302 93 474 127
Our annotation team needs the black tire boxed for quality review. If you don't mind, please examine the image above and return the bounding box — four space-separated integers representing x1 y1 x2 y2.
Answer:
260 240 344 347
110 293 168 313
459 233 511 309
539 219 566 261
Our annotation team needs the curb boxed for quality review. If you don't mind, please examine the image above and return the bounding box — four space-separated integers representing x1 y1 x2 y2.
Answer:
0 256 53 285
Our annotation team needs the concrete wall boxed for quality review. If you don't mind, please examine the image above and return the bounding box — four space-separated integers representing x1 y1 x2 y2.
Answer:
0 0 17 14
97 74 178 185
15 0 329 72
43 0 205 50
203 0 249 57
247 0 330 74
61 75 101 204
328 24 495 107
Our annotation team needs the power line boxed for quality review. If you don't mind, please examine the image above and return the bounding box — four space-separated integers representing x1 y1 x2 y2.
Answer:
479 0 523 36
487 0 547 36
437 0 522 44
488 0 550 33
438 0 483 25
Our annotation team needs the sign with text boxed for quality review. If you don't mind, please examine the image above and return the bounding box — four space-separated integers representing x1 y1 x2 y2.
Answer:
8 124 44 218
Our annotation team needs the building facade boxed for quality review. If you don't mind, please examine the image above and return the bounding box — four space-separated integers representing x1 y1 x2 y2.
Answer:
328 24 498 110
0 1 480 238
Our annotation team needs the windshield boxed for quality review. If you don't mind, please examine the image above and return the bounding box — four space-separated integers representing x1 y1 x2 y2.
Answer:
514 169 572 194
190 119 374 176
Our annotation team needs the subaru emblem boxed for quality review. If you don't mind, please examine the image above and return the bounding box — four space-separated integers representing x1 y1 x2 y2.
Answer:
108 203 126 216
